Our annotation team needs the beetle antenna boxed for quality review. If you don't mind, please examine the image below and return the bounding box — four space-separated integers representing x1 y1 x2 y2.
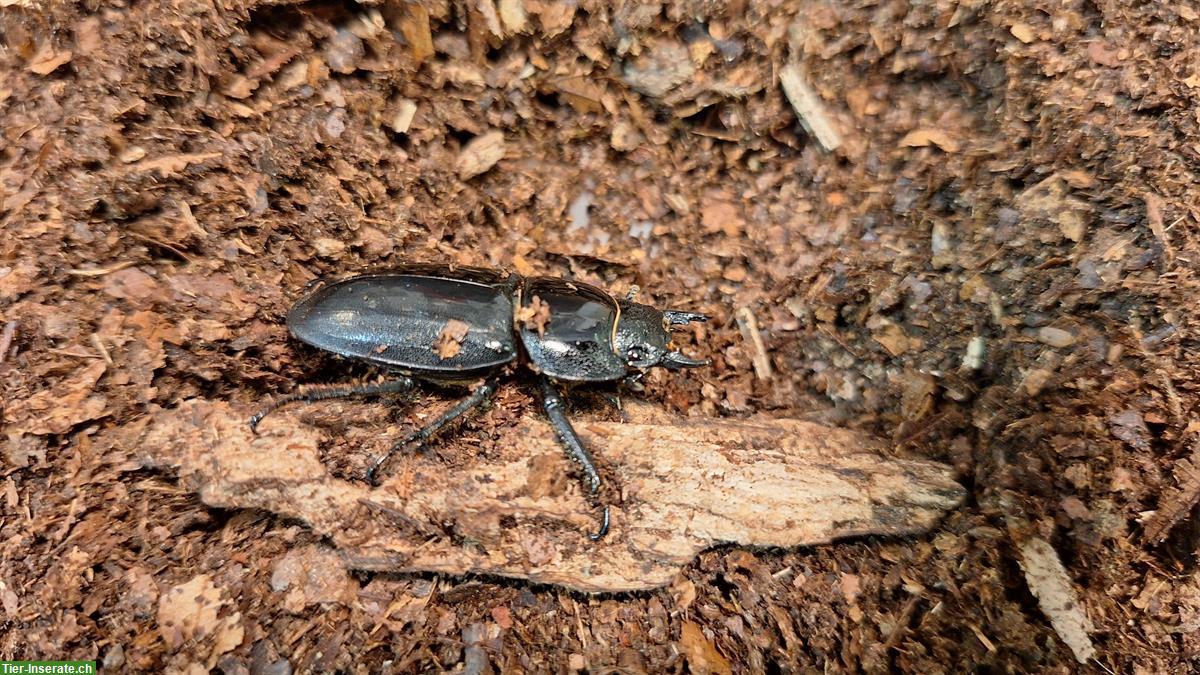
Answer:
663 310 708 326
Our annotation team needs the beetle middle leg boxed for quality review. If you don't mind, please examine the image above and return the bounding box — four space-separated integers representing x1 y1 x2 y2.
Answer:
249 377 415 432
538 377 611 541
366 378 499 484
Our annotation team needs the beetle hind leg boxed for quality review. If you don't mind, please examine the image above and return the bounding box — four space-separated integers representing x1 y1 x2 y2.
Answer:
366 379 499 485
249 377 415 432
538 377 611 541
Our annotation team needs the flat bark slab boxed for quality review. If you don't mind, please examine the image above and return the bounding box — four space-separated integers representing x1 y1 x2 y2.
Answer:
129 399 964 593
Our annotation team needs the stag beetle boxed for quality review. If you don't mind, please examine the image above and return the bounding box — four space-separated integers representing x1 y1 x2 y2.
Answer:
250 264 709 540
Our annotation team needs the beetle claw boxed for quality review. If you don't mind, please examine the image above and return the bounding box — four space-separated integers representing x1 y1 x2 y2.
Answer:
365 453 390 485
588 505 611 541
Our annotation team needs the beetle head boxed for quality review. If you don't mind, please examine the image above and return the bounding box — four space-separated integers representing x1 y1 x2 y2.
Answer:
615 302 710 371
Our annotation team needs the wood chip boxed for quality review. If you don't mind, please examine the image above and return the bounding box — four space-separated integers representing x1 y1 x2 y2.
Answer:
128 152 223 177
17 360 108 435
700 195 744 237
498 0 527 34
270 545 355 613
27 46 72 75
389 98 417 134
1036 326 1076 348
515 295 550 337
554 76 605 113
534 2 575 38
157 575 226 648
1142 440 1200 543
398 4 434 62
678 621 732 675
1016 537 1095 664
779 63 842 152
475 0 504 38
0 320 15 364
434 319 471 360
1010 22 1036 44
622 40 694 98
1143 191 1171 259
455 131 506 180
899 128 961 153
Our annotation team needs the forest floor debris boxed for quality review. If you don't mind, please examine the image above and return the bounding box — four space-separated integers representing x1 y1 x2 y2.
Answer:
2 0 1198 671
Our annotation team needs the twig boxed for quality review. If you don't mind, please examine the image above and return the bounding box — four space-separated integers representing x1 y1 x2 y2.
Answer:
48 348 103 359
90 334 114 367
735 307 773 381
126 231 193 263
65 261 136 277
779 63 842 152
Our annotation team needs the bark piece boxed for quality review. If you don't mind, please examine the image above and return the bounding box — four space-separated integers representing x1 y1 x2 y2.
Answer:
129 399 964 593
1142 440 1200 543
1017 537 1095 664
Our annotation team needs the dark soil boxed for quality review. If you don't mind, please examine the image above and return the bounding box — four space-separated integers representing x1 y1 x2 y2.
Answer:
2 0 1198 672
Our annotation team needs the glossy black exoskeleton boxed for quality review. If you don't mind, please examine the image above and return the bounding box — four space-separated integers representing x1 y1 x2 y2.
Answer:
250 264 709 540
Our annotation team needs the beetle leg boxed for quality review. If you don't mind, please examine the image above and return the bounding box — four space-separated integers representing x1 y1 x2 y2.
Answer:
538 377 611 541
604 393 622 412
366 379 499 484
249 377 415 433
623 371 645 392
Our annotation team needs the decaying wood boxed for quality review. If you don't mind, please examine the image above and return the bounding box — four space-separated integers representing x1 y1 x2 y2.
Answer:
128 399 964 593
779 63 842 152
1142 439 1200 543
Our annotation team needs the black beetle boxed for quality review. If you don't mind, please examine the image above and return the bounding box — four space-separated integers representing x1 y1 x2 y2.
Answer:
250 264 709 540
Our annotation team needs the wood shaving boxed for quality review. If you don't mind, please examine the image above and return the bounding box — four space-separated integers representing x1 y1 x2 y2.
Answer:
433 319 471 360
515 294 551 337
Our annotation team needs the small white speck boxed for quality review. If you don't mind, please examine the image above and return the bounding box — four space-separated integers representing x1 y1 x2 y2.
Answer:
568 191 593 232
628 221 653 239
963 336 986 370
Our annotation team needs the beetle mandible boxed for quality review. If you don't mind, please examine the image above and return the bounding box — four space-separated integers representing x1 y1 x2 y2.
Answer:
250 264 709 540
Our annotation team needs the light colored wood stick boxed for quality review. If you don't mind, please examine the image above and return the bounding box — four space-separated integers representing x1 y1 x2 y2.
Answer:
779 63 843 152
132 399 964 593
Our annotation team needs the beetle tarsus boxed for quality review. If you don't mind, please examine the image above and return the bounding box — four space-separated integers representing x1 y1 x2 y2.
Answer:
365 448 398 485
588 505 611 541
249 377 415 433
248 411 267 434
365 379 498 484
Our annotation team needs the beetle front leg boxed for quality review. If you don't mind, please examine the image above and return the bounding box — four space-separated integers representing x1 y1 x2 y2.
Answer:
249 377 415 432
538 377 611 541
366 379 499 484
